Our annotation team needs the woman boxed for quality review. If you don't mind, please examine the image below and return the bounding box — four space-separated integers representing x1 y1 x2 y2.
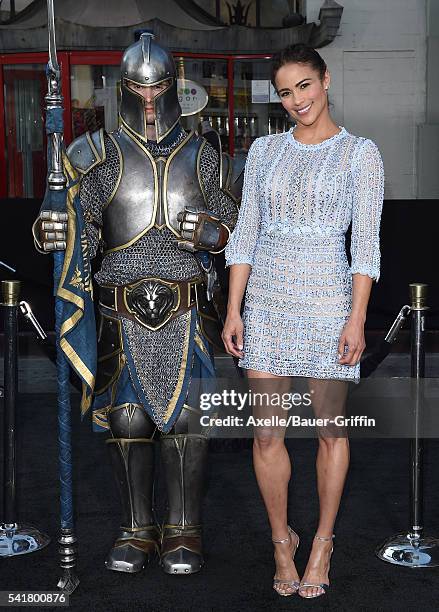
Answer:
222 44 384 599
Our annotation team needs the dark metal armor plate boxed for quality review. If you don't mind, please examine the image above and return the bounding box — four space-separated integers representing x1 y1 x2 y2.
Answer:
66 128 106 175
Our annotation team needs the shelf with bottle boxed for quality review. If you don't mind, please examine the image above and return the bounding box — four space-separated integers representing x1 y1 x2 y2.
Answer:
267 114 292 135
233 115 259 153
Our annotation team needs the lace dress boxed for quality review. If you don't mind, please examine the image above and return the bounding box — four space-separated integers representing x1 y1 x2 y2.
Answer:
224 126 384 381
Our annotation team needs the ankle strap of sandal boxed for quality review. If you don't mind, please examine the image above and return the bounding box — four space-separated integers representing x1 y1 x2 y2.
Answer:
314 534 335 541
272 525 294 544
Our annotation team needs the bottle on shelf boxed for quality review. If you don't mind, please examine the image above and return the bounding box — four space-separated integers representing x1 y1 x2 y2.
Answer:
250 116 257 138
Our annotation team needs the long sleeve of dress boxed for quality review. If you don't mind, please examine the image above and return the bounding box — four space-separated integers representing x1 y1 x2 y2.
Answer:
350 139 384 282
224 139 262 267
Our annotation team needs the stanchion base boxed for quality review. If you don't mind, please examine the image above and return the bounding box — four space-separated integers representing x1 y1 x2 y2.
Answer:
57 569 80 594
376 532 439 567
0 523 50 557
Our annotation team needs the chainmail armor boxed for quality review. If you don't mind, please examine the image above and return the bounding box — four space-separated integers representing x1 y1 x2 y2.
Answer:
200 142 239 231
95 227 201 283
122 310 193 431
134 126 187 158
79 134 119 258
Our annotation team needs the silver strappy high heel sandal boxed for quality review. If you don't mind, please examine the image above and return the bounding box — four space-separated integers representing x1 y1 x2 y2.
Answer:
272 526 300 597
298 533 335 599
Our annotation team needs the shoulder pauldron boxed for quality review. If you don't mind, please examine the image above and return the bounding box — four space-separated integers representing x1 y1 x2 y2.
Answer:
66 128 107 174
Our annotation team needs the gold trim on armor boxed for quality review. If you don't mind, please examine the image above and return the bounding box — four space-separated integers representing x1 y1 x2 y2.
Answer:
218 144 224 190
163 130 195 237
114 540 158 553
197 139 208 207
81 130 104 175
97 346 122 362
106 437 156 444
103 126 159 255
92 404 111 429
182 403 203 416
164 308 192 423
118 110 180 146
60 337 94 389
94 352 124 396
194 329 210 358
120 525 160 532
107 402 143 415
71 128 106 175
161 546 201 556
160 433 207 440
94 312 123 394
162 524 201 530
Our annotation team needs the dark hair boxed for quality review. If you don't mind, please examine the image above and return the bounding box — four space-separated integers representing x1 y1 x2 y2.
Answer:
271 43 327 88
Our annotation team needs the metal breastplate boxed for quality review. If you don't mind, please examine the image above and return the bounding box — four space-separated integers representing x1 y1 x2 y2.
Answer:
102 128 207 253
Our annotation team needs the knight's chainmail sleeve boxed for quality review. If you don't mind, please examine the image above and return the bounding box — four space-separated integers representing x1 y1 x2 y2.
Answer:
78 135 120 259
199 142 238 231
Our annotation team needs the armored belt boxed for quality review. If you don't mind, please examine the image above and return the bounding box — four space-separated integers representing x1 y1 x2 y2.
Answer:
99 277 201 331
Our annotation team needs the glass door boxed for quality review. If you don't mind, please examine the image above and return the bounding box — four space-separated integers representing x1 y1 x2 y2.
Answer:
70 64 120 138
4 64 46 198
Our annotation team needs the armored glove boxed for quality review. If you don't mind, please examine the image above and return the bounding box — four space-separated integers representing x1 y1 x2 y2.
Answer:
176 207 230 254
32 210 68 253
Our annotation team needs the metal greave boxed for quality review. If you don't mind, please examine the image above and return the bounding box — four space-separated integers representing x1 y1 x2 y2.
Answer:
107 404 157 528
160 434 208 528
106 438 155 529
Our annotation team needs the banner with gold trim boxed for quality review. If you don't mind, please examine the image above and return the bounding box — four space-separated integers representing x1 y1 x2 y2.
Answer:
52 154 97 414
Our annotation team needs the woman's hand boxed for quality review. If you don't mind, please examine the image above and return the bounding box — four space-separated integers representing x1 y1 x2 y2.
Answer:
338 316 366 366
222 311 244 358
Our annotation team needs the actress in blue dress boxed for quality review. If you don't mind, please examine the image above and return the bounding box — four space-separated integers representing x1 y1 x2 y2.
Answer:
223 44 384 598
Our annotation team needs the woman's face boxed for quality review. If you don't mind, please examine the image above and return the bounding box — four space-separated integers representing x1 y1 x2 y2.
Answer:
275 62 330 127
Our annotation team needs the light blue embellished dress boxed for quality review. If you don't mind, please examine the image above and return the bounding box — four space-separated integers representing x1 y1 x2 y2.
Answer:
224 126 384 381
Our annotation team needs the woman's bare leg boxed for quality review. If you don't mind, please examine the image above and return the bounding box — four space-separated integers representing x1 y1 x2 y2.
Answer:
299 378 350 598
248 369 299 594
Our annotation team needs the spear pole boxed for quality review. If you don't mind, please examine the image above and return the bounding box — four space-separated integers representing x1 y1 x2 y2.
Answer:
45 0 80 593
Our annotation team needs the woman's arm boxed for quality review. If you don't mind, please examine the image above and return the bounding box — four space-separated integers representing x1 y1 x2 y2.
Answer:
340 138 384 366
222 138 262 357
222 263 251 357
338 274 372 365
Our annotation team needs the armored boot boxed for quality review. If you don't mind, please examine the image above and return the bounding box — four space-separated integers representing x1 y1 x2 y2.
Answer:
105 404 160 573
160 434 208 575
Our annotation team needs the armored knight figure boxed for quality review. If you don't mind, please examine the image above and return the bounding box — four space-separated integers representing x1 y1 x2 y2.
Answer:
35 33 240 575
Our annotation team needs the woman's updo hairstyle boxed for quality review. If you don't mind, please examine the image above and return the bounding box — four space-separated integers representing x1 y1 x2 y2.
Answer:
271 43 327 89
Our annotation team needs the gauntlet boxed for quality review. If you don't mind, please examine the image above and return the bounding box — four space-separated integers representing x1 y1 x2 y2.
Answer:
176 207 230 253
32 210 68 253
